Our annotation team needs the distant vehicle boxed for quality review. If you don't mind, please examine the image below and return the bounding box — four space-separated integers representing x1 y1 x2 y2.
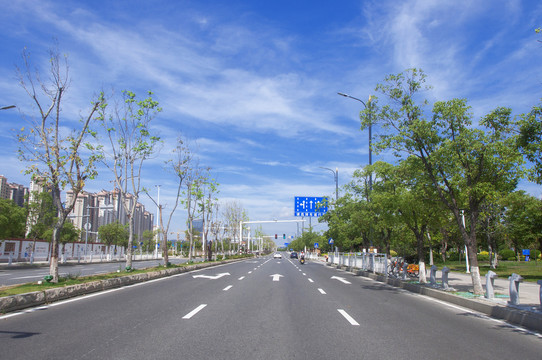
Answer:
290 252 298 259
273 253 282 259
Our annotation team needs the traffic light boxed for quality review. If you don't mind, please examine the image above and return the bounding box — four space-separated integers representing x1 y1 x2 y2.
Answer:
283 234 286 239
275 234 277 239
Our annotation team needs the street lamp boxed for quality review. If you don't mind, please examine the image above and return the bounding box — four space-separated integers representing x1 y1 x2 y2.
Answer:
1 105 16 110
319 167 338 202
337 92 373 191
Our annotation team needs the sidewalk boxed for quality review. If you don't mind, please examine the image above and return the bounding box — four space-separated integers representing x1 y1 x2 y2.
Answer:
435 270 541 313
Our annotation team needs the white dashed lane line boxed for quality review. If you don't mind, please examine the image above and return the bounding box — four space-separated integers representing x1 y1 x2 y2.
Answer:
182 304 207 319
338 309 360 326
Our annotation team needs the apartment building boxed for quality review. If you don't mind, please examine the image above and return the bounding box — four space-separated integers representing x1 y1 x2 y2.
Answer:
0 175 29 207
66 189 154 243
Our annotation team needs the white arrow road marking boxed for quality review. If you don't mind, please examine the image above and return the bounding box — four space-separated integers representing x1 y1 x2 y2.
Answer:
223 285 233 291
270 274 283 282
193 272 230 280
318 288 326 294
182 304 207 319
338 309 359 326
331 276 351 284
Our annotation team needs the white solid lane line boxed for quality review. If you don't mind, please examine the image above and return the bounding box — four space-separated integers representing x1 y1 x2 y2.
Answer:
182 304 207 319
338 309 360 326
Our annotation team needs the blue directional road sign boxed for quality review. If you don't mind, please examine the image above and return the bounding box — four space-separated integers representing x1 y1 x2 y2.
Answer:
294 196 328 217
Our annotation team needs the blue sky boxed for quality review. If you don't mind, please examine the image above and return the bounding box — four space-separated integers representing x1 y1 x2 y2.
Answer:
1 0 541 245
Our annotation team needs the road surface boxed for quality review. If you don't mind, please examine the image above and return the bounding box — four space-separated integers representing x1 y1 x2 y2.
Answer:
0 255 540 359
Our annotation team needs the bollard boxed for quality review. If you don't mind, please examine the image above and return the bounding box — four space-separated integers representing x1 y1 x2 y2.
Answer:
538 280 542 309
441 266 451 290
402 262 408 280
508 273 523 305
429 265 438 286
485 271 498 299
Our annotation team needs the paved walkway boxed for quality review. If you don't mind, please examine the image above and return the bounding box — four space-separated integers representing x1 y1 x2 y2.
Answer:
435 270 542 313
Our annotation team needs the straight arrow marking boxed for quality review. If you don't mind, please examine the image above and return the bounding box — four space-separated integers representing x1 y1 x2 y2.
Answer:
270 274 283 282
331 276 351 284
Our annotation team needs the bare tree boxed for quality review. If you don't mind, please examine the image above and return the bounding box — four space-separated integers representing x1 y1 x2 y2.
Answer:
145 137 193 265
95 90 161 269
16 47 102 282
222 200 247 255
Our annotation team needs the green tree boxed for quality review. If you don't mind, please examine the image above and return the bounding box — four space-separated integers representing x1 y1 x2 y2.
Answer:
141 229 155 252
502 191 542 259
365 69 523 294
43 221 80 256
25 191 56 240
16 47 102 282
98 222 129 248
516 104 542 184
0 199 26 239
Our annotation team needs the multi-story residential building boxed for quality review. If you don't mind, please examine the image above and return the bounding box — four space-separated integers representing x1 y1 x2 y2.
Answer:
66 189 154 243
0 175 29 207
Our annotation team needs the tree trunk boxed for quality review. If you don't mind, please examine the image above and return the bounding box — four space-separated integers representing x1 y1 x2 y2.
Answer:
467 240 483 295
126 216 133 269
159 206 168 266
416 230 426 283
49 225 61 282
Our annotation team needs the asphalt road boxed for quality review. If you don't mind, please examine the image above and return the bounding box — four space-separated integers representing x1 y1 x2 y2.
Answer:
0 254 540 359
0 258 194 287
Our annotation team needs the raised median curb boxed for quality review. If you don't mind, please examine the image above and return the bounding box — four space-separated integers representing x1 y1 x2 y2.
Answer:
0 259 243 314
341 266 542 333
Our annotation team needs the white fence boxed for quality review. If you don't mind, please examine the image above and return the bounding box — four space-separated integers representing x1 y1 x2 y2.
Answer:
0 239 127 263
327 252 388 274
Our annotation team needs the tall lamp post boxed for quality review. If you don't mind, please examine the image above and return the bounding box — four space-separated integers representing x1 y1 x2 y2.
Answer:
320 167 338 255
1 105 16 110
337 92 373 191
319 167 338 202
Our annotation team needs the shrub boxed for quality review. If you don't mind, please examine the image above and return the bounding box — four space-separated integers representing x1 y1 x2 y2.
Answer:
446 252 460 261
216 255 223 260
499 249 516 261
390 250 398 257
477 251 489 261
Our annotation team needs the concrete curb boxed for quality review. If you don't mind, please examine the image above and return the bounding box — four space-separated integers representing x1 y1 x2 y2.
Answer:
341 265 542 333
0 258 244 314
